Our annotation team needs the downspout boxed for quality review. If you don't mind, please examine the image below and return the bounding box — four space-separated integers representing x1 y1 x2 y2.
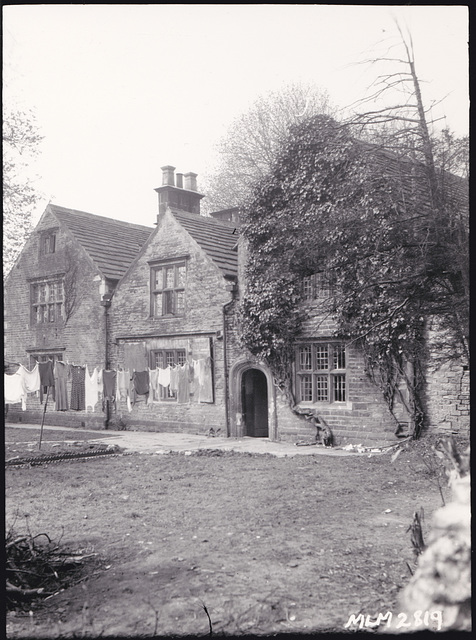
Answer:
222 285 236 438
101 292 113 428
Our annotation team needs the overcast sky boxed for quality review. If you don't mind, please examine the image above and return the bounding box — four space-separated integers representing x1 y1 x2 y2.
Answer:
3 4 469 228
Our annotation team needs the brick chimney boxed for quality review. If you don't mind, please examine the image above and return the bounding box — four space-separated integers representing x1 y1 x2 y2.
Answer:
155 166 204 215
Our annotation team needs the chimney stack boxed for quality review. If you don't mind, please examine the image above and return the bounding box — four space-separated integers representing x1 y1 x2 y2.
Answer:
161 165 176 186
184 172 198 192
155 166 204 217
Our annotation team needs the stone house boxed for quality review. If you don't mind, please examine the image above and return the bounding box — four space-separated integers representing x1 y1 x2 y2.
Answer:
3 203 152 428
4 165 469 443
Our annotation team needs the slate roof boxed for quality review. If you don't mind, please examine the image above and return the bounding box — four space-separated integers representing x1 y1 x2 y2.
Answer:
358 141 468 212
50 204 153 281
171 209 238 279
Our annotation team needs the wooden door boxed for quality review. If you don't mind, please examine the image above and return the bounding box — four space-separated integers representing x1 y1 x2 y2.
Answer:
241 369 268 437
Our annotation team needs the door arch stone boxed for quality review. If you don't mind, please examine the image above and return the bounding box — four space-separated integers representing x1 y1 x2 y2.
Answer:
228 359 277 440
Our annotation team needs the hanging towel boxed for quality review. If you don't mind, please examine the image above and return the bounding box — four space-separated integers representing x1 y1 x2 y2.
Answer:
54 361 70 411
19 364 41 394
85 366 100 412
70 365 86 411
4 372 27 410
38 361 55 403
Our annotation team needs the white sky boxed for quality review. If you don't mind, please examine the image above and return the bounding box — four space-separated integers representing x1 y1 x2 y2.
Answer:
3 4 469 228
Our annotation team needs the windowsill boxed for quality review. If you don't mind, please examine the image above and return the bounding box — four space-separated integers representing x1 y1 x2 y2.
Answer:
296 401 353 411
32 323 65 327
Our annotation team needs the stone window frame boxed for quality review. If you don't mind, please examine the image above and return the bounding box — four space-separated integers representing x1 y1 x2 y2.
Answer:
149 348 186 401
40 229 58 256
29 276 65 326
149 256 188 318
302 272 335 301
295 341 347 404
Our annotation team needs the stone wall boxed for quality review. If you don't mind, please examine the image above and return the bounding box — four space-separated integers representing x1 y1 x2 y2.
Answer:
5 209 109 428
107 209 233 434
224 275 408 446
422 320 470 436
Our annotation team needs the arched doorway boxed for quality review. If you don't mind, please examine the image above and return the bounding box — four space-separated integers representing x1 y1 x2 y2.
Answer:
241 368 268 437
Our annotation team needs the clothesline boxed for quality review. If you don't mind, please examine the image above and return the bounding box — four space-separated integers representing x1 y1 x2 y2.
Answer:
4 357 214 412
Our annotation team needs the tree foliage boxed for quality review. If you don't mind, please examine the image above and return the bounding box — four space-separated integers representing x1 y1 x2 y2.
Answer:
240 113 468 435
201 82 334 213
3 109 43 277
239 26 468 437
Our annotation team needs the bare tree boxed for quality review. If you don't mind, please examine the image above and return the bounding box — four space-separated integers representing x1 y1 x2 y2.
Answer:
201 82 335 212
344 22 469 361
3 109 43 277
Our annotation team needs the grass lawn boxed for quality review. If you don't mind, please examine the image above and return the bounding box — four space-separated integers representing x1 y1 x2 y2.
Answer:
5 427 455 637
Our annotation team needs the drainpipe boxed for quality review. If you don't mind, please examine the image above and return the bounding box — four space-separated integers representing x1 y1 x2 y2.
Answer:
101 292 113 428
222 285 236 437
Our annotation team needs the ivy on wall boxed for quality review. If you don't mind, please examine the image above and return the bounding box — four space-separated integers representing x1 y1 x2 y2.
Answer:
239 115 468 438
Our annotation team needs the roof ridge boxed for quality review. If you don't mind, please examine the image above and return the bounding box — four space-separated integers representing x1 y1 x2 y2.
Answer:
171 208 238 229
49 203 153 232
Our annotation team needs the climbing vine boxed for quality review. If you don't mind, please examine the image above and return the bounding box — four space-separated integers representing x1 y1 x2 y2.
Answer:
239 114 468 437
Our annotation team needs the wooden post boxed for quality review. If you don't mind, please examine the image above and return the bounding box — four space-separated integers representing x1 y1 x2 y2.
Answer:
38 388 49 450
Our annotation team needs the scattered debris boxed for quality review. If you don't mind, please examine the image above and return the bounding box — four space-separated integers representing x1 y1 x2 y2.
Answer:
340 440 408 454
6 529 102 610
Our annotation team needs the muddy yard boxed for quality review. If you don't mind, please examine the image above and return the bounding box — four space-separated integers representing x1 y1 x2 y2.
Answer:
5 426 453 637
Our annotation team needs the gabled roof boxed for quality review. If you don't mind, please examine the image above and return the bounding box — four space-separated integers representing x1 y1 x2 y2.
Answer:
49 204 153 280
171 209 238 279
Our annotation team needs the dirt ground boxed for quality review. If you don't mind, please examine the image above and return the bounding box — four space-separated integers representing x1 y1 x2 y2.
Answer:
5 426 458 638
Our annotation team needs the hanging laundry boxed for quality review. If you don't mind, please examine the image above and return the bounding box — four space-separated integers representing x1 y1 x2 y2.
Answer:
177 362 190 404
133 370 149 395
199 356 214 403
132 370 150 404
85 366 100 412
4 371 27 410
102 369 117 412
19 363 41 394
158 365 171 389
189 360 199 402
103 370 117 399
116 369 132 412
54 360 70 411
38 360 55 403
70 365 86 411
149 368 159 404
169 366 179 393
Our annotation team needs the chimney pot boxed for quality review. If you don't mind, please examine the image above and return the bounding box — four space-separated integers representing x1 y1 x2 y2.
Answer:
176 172 184 189
161 165 176 186
184 172 198 192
